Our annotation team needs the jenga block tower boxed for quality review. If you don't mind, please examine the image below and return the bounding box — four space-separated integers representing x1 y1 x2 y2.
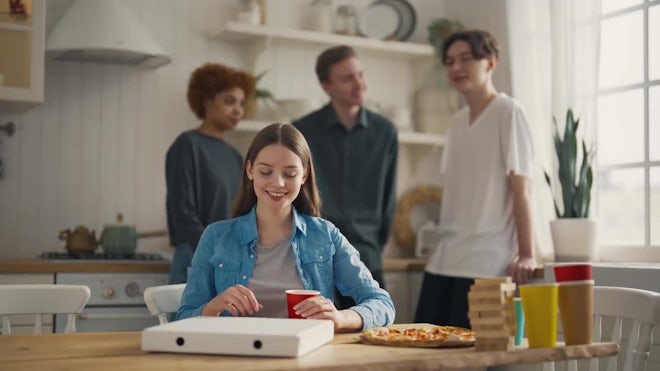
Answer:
468 277 517 351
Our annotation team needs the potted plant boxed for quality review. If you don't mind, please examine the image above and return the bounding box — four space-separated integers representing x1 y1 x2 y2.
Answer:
244 70 278 120
544 109 597 262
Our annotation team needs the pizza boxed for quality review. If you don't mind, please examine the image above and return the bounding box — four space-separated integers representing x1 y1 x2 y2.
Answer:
359 324 475 348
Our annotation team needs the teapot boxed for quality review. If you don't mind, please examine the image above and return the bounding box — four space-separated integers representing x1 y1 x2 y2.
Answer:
59 226 98 255
99 213 137 255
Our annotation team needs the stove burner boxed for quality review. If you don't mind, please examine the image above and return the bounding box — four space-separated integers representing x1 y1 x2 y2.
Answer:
40 251 165 261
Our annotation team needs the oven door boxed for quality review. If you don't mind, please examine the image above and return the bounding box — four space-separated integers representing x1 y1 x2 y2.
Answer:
56 306 158 333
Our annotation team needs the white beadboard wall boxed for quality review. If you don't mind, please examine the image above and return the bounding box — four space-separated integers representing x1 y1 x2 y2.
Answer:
0 0 459 259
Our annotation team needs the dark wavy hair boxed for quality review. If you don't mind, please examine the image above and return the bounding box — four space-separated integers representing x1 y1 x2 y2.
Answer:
441 29 499 65
232 123 322 217
186 63 256 120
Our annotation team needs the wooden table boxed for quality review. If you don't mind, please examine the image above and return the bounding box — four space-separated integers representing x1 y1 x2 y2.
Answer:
0 331 617 371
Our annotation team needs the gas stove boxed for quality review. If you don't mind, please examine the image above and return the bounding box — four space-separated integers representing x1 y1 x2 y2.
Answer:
40 251 164 261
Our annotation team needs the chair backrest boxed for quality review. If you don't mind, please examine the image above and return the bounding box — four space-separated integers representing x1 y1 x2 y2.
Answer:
591 286 660 371
0 284 91 335
547 286 660 371
143 284 185 325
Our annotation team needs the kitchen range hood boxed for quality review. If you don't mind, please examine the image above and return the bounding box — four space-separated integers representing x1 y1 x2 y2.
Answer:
46 0 171 68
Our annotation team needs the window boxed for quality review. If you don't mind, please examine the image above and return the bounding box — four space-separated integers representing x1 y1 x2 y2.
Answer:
597 0 660 256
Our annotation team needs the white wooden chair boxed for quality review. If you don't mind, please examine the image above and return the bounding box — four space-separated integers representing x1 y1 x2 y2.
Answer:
0 284 91 335
143 283 185 325
498 286 660 371
544 286 660 371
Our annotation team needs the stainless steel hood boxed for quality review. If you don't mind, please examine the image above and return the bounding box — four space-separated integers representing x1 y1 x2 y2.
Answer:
46 0 171 68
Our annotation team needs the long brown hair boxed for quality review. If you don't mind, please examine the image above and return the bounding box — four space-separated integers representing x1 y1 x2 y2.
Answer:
232 123 322 217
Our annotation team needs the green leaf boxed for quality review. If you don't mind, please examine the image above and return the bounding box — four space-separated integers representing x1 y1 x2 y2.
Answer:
545 109 594 219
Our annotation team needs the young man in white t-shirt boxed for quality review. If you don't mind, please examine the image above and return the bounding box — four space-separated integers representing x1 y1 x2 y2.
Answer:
415 30 537 329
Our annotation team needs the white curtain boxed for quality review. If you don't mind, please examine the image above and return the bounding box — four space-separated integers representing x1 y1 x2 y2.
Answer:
505 0 601 260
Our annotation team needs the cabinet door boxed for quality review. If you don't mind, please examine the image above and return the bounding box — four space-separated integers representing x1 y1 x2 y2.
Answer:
0 273 55 334
0 0 45 112
384 271 410 324
408 271 424 321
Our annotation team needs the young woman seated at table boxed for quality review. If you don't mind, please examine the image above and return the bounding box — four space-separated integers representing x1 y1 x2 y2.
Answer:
176 123 395 332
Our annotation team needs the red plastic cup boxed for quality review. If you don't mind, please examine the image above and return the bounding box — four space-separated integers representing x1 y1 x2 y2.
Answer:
553 264 592 282
285 289 320 319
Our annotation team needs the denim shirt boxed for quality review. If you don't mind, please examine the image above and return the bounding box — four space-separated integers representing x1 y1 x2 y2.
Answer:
175 207 395 330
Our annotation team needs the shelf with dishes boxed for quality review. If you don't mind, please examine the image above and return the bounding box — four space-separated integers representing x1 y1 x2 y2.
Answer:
0 0 44 112
235 120 445 147
210 21 434 61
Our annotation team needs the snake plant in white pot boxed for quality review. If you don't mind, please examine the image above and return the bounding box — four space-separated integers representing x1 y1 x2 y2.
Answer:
545 109 598 262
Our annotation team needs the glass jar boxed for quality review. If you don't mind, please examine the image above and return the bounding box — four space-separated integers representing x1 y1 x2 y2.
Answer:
306 0 334 33
334 5 357 35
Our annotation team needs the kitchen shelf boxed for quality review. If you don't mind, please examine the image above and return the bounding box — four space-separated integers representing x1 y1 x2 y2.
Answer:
235 120 445 147
0 22 32 32
210 22 434 60
0 0 44 113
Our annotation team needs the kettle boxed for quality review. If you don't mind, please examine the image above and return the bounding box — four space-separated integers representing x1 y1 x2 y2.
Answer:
100 213 138 255
59 226 98 255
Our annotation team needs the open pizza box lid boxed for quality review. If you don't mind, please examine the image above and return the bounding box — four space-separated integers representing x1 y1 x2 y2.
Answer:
141 317 334 357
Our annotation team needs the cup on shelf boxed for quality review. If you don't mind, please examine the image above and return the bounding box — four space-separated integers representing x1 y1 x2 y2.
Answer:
237 11 260 24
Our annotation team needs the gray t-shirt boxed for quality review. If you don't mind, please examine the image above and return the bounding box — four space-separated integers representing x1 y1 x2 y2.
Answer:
247 237 304 318
165 130 243 248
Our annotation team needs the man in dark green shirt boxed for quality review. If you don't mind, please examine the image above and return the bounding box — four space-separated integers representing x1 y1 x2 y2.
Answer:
293 45 398 309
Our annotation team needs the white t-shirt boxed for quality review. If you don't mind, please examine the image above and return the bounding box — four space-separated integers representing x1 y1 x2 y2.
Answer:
426 93 534 278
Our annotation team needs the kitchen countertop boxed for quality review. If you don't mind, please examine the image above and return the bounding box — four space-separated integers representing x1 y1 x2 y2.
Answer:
382 258 428 271
0 258 544 277
0 258 423 275
0 259 170 274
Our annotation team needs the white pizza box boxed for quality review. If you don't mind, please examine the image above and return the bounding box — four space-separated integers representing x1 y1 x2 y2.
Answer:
141 317 334 357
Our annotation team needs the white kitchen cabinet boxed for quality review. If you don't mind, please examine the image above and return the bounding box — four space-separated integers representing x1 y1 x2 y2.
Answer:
0 272 55 334
0 0 45 113
384 270 424 324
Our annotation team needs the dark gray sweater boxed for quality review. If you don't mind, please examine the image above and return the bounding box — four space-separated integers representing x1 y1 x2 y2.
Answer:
165 130 243 248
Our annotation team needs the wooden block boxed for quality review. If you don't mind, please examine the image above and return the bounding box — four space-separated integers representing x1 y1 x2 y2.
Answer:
468 294 514 306
467 301 513 312
469 315 516 326
473 327 516 337
469 282 517 293
468 289 515 300
468 309 515 319
473 277 512 286
473 326 513 335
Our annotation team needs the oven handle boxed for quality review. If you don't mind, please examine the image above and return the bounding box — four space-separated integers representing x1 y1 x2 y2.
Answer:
77 313 154 320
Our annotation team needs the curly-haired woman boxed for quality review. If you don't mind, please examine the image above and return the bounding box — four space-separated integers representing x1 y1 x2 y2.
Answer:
166 63 255 284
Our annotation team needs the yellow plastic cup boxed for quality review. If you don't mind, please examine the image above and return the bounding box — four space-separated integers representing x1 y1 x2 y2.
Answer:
519 283 559 348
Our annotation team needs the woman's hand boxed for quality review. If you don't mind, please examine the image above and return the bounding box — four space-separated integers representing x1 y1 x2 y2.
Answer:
202 284 262 317
293 296 363 332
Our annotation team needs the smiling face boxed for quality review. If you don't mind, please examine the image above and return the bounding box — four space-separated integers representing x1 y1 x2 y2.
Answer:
321 56 367 108
246 144 308 213
444 40 496 94
202 86 246 132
